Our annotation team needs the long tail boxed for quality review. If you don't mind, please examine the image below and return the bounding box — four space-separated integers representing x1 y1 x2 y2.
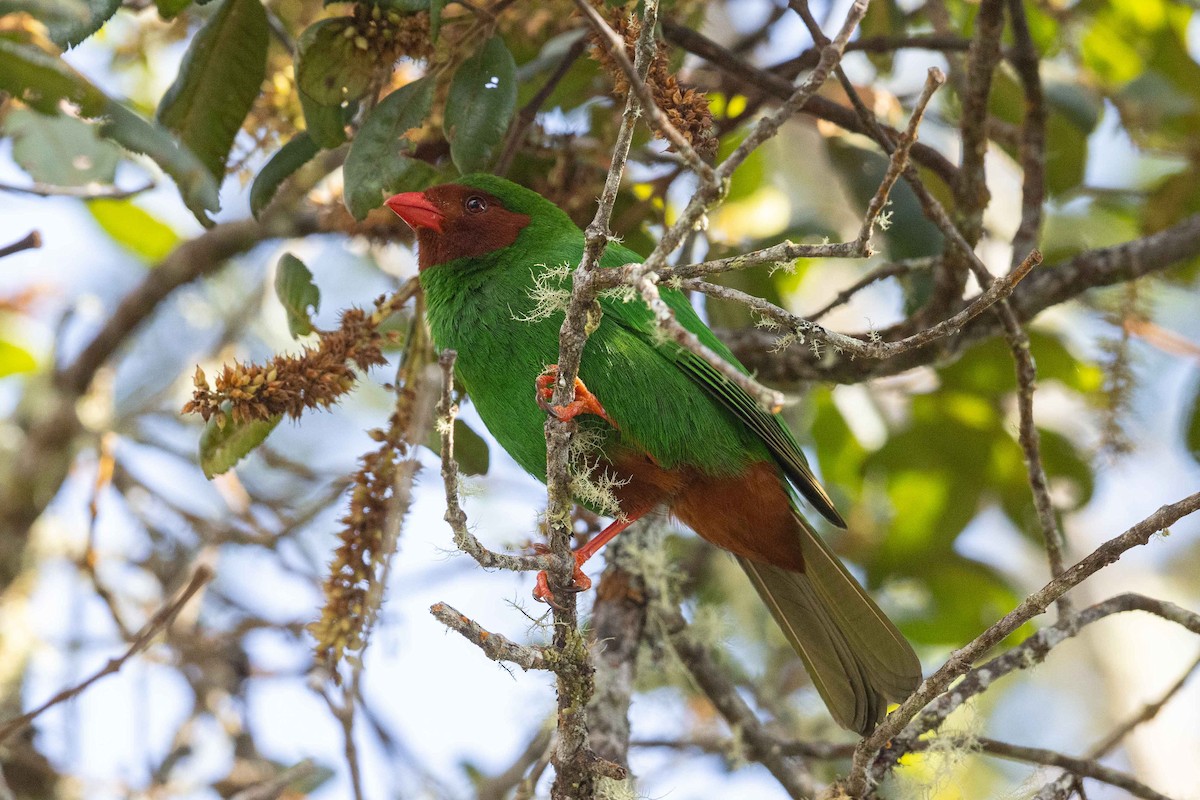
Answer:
738 513 921 735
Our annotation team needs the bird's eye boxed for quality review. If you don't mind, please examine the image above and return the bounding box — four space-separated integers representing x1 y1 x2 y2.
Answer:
465 195 487 214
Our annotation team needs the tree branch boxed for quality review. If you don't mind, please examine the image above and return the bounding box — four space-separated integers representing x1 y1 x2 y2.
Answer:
723 211 1200 383
0 564 213 745
842 491 1200 796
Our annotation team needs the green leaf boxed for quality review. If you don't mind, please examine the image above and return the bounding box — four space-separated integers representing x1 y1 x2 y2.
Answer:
0 38 221 223
1186 375 1200 466
157 0 269 182
826 136 943 261
295 17 374 108
343 77 436 220
87 199 181 262
443 35 518 174
4 108 120 186
274 254 321 338
97 102 222 225
299 89 347 148
901 556 1021 646
154 0 192 18
715 127 765 204
5 0 122 48
429 0 444 42
0 340 38 378
250 132 320 219
427 419 490 475
199 411 282 478
0 37 107 114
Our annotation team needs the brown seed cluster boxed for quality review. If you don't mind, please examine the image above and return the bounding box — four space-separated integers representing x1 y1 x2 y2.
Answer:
183 294 405 427
309 398 412 672
588 6 717 156
351 4 433 64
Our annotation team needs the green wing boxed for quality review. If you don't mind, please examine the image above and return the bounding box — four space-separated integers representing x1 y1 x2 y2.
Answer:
596 244 846 528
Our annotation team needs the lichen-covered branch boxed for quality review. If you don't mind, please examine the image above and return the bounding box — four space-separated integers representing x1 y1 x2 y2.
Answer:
841 491 1200 796
685 248 1039 362
436 350 551 574
430 603 551 671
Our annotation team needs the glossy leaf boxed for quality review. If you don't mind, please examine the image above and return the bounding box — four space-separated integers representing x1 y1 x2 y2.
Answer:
8 0 121 49
0 39 220 223
97 102 222 225
295 17 374 108
343 77 436 220
86 199 181 263
250 132 320 219
4 108 120 186
274 254 321 338
444 35 518 174
199 411 282 478
299 89 347 149
157 0 269 182
0 37 107 114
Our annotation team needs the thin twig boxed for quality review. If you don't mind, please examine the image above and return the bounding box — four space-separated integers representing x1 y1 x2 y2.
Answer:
657 605 818 799
430 602 550 671
808 259 932 322
320 679 364 800
973 737 1175 800
841 492 1200 795
682 248 1040 362
611 0 875 413
853 68 946 252
496 34 589 176
0 564 213 744
0 231 41 260
1087 652 1200 757
722 211 1200 384
880 593 1200 778
437 350 551 573
540 7 662 797
0 180 154 200
659 21 963 192
571 0 715 183
1006 0 1047 264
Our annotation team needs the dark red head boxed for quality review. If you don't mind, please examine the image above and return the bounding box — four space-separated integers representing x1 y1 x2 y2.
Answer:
386 183 532 271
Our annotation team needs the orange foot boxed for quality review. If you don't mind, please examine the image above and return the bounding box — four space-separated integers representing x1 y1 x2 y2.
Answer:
530 515 639 607
532 545 593 609
536 365 616 427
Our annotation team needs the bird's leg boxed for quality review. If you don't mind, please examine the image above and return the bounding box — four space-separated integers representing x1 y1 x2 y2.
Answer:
533 513 640 606
536 365 616 428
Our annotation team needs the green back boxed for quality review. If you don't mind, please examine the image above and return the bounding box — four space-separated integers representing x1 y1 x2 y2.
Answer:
420 175 840 525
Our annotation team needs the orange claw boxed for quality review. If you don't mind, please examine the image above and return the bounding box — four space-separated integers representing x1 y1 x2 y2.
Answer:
532 549 594 608
530 515 639 606
535 365 616 427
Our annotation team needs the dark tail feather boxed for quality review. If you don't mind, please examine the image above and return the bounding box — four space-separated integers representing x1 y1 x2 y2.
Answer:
738 514 921 735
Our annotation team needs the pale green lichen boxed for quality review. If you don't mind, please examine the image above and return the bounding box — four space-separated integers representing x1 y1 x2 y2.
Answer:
515 262 573 323
568 426 627 518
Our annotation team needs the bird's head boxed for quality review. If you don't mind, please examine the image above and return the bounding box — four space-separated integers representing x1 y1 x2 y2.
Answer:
386 177 534 271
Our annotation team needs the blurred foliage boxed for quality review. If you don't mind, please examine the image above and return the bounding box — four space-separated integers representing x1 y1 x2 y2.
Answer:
2 0 1200 797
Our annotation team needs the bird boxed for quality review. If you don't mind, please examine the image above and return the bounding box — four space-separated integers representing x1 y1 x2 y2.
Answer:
385 174 920 734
